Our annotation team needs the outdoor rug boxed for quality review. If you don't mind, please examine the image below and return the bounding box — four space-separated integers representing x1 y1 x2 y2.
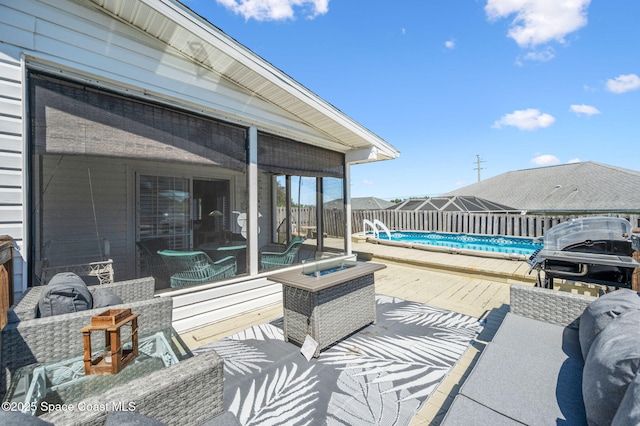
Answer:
194 295 484 425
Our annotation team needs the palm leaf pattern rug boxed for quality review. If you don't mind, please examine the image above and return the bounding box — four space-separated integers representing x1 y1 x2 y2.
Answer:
194 295 483 425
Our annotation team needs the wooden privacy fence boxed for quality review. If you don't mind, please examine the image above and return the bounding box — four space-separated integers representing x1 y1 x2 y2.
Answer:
278 207 640 239
354 211 640 238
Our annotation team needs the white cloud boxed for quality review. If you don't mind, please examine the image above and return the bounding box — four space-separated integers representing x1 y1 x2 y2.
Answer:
521 47 555 63
362 179 374 186
531 154 561 166
401 28 406 35
567 158 581 163
216 0 329 21
606 74 640 94
570 104 600 116
485 0 590 48
492 109 555 130
445 39 456 49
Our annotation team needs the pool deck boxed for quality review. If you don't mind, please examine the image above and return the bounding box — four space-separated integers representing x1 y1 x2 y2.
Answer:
179 241 593 425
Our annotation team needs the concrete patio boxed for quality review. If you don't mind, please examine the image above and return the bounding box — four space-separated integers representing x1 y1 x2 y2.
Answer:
179 241 598 425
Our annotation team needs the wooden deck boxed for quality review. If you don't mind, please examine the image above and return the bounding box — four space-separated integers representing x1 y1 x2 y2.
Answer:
179 241 593 425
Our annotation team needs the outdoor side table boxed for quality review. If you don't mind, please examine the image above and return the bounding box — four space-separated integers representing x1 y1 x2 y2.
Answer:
271 261 386 358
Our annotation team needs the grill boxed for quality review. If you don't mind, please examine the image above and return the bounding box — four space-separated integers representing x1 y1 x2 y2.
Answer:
529 217 640 289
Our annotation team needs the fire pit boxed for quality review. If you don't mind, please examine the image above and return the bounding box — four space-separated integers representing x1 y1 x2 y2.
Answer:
529 217 640 289
271 257 385 358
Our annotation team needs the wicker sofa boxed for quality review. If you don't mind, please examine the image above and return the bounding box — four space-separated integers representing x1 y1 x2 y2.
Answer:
442 284 640 426
0 276 236 425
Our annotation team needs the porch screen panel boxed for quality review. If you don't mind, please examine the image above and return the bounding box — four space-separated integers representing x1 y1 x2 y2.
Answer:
258 132 344 178
139 175 190 250
29 73 247 171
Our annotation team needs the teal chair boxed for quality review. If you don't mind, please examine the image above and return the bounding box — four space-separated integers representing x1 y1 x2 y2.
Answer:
157 250 237 288
260 237 304 271
136 238 170 286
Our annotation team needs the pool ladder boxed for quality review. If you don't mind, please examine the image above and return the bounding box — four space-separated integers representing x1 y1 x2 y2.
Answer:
363 219 392 240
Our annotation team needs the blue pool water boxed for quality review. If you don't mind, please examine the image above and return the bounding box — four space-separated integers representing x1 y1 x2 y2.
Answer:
376 231 543 255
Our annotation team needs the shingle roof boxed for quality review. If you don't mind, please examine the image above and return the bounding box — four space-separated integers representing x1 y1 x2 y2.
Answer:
445 162 640 213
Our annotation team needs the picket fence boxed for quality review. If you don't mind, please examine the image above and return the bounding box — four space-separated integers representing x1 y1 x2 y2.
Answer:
278 207 640 239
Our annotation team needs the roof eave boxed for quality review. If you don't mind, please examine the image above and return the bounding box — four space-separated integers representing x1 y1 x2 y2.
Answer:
87 0 400 162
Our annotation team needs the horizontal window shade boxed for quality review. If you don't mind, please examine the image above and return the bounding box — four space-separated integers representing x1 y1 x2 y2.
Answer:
30 73 247 171
258 132 344 178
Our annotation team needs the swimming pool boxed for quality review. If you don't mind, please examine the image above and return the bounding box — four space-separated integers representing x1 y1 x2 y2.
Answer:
371 231 543 256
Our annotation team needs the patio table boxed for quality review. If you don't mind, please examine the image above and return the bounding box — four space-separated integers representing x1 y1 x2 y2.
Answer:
271 261 386 357
199 242 247 274
199 242 246 260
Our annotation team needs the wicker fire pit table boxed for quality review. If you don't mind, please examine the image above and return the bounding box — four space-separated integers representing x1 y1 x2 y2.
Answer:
271 261 386 358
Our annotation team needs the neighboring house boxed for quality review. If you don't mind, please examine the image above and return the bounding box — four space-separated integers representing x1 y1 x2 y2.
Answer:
445 162 640 214
324 197 396 210
386 196 516 213
0 0 399 331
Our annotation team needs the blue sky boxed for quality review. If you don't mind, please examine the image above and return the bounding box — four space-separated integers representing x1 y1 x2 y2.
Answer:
185 0 640 200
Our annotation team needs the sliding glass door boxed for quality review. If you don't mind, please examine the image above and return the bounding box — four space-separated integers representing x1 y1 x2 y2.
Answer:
138 175 191 250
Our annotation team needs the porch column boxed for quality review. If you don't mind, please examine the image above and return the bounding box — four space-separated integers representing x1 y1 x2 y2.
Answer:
316 177 323 252
248 126 259 275
344 163 352 255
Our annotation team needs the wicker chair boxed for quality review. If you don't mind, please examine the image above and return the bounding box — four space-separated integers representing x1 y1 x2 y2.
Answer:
2 276 229 425
0 277 173 400
158 250 237 288
260 236 304 271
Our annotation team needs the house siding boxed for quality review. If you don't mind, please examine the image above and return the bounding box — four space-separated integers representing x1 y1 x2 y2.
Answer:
171 278 282 333
0 45 25 297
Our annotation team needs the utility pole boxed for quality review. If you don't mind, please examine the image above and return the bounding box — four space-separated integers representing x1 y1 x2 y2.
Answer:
474 155 485 182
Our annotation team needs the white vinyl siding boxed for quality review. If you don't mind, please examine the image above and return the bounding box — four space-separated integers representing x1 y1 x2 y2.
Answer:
0 49 25 295
171 277 282 333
